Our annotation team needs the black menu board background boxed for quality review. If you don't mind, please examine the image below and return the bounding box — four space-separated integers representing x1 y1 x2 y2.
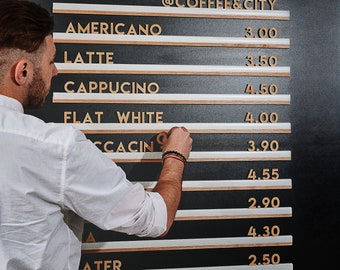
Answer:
26 0 339 269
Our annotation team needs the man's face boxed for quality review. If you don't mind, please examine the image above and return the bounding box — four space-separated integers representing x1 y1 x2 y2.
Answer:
25 35 57 108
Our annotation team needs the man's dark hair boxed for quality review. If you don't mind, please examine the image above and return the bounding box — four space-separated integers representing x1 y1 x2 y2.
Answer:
0 0 54 53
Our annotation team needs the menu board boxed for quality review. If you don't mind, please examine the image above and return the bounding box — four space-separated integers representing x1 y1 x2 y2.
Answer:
27 0 339 269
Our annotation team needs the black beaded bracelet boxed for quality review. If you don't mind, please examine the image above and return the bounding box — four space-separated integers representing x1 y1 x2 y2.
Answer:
162 155 186 165
162 150 187 163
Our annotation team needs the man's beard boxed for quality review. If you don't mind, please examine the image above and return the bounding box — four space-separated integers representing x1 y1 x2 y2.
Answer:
24 67 49 108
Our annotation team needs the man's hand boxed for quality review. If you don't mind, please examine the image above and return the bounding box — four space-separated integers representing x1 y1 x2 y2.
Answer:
161 126 192 160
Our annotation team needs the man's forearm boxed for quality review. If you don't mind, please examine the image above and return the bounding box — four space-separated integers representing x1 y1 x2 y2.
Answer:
152 157 185 236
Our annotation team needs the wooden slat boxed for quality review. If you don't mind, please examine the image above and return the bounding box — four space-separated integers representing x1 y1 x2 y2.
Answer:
145 263 294 270
68 123 291 134
82 235 293 253
53 33 290 49
53 93 291 105
53 3 290 20
175 207 292 221
104 151 291 162
139 179 292 191
55 63 291 77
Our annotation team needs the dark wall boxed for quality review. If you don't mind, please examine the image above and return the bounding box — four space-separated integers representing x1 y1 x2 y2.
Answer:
288 1 339 269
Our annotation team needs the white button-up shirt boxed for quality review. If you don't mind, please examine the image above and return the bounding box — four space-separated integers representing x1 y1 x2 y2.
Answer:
0 94 167 270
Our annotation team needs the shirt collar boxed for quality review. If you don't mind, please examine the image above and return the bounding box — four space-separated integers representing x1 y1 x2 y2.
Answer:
0 94 24 113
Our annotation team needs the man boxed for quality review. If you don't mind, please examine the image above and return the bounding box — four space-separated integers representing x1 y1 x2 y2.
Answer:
0 1 192 269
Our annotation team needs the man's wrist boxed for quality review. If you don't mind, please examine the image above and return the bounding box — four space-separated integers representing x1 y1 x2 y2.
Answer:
162 150 187 165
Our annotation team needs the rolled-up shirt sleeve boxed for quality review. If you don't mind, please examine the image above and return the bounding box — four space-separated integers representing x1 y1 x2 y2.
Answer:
139 192 167 237
106 186 167 237
61 128 167 238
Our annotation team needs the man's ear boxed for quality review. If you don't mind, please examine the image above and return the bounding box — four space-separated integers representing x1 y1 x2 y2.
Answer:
14 59 30 85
